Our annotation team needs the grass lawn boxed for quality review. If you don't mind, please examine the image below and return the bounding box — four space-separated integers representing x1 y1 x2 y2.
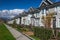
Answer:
0 24 15 40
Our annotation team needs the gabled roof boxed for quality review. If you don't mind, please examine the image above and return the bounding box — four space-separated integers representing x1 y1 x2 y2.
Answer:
28 7 35 14
28 7 40 14
39 0 53 7
38 2 60 10
27 0 57 15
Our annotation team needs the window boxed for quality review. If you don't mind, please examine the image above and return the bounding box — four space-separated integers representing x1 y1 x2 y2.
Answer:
57 6 60 13
42 10 44 14
59 19 60 27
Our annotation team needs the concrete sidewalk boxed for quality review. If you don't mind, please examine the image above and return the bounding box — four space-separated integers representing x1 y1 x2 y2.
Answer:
5 24 30 40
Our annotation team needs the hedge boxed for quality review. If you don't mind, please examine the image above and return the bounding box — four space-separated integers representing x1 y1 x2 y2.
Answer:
34 27 53 40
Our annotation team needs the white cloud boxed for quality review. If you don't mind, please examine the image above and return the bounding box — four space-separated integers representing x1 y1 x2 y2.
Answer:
1 10 9 16
0 11 1 12
2 10 9 13
9 9 25 14
0 9 25 19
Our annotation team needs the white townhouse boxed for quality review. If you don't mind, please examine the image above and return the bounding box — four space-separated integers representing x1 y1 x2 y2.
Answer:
7 0 60 28
24 0 60 28
27 0 53 27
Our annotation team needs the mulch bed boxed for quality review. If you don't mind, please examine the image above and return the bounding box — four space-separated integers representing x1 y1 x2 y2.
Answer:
22 31 34 36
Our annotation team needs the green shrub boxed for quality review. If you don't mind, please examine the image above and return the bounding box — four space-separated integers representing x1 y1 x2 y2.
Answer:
34 27 53 40
58 32 60 37
20 28 29 32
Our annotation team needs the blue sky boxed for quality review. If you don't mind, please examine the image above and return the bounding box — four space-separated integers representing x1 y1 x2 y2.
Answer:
0 0 42 10
0 0 60 10
0 0 60 20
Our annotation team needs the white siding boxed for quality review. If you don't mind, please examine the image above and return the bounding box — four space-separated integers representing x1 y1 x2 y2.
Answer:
39 10 44 26
56 6 60 28
21 14 32 25
48 8 56 13
15 18 20 24
44 9 46 16
56 18 60 28
7 20 14 24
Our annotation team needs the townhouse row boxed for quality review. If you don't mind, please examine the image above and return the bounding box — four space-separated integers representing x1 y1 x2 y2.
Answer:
7 0 60 28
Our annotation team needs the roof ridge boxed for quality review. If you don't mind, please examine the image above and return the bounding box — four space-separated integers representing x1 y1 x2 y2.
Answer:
39 0 53 7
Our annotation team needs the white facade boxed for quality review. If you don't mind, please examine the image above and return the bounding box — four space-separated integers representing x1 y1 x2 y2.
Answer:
32 6 60 27
30 10 46 27
7 6 60 28
7 20 14 24
21 14 32 25
7 18 20 24
15 18 20 24
56 6 60 28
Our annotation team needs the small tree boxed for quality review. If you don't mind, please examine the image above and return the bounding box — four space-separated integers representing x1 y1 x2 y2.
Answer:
42 13 59 39
42 13 54 28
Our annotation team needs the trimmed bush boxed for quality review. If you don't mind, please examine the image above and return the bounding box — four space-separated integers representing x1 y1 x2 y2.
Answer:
58 32 60 37
34 27 53 40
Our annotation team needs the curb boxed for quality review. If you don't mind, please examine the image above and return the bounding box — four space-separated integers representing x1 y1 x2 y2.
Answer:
22 33 35 40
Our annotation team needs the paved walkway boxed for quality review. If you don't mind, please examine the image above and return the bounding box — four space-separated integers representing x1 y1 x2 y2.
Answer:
5 24 30 40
